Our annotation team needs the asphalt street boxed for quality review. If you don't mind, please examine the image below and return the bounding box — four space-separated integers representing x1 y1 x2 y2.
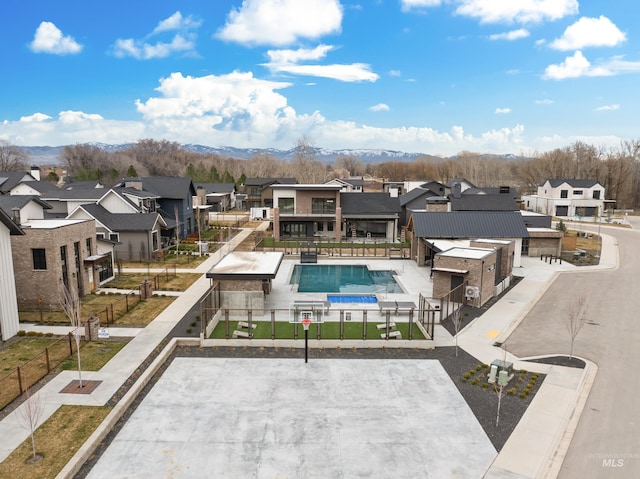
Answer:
507 217 640 478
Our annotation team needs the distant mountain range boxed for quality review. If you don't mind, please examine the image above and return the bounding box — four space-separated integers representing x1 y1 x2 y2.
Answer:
21 143 524 166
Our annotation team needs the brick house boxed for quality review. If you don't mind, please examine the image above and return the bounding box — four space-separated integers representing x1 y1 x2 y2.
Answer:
10 219 100 308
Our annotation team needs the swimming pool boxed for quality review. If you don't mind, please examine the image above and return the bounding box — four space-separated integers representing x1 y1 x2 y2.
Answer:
290 264 403 293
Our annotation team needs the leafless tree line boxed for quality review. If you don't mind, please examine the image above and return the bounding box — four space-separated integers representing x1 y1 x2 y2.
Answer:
5 138 640 208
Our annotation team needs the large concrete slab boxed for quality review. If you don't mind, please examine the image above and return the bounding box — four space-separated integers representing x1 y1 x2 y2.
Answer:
87 358 496 478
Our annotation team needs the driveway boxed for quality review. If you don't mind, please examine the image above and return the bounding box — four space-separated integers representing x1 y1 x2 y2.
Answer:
506 219 640 478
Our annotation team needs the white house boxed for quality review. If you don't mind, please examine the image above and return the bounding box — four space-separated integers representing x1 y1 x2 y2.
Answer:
522 179 606 218
0 208 23 341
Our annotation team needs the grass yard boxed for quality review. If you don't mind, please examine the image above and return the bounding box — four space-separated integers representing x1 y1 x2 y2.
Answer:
20 295 175 327
103 273 200 291
210 320 427 340
58 340 129 371
0 338 59 374
0 405 111 479
117 253 209 269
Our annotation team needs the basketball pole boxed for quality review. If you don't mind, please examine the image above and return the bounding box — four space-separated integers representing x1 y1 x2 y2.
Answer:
302 318 311 363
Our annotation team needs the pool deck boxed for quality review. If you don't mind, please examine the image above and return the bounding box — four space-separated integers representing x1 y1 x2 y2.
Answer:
269 258 433 317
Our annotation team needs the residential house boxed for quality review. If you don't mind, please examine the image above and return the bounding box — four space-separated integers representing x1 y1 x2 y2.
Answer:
68 202 167 261
243 177 296 210
9 180 61 197
450 185 522 211
522 179 607 218
399 185 443 226
271 184 342 241
39 187 106 218
0 171 37 194
0 195 51 222
9 218 100 308
324 177 364 192
117 177 196 239
0 208 23 341
194 183 237 211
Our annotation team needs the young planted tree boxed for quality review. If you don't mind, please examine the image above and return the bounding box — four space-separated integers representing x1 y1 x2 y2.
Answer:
493 343 509 427
567 294 588 359
18 387 44 463
451 307 464 357
60 283 83 388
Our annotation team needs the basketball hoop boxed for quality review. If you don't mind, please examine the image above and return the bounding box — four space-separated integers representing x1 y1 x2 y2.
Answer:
301 317 312 331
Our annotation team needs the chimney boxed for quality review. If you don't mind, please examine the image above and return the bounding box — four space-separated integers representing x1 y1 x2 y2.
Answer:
499 186 510 194
30 166 41 181
452 182 462 199
125 179 143 191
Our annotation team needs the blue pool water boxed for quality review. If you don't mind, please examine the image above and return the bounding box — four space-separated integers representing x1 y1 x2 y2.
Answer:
290 264 403 294
327 294 378 303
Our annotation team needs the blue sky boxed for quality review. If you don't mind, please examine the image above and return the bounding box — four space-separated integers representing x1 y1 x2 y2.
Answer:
1 0 638 156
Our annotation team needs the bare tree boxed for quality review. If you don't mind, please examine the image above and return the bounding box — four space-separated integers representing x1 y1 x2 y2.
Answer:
0 140 29 171
60 283 83 388
18 387 44 463
567 294 588 359
492 343 509 427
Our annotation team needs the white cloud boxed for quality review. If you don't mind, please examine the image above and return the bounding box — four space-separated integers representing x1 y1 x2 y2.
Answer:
369 103 390 112
217 0 343 46
454 0 578 24
389 70 402 77
535 99 554 104
151 11 201 35
495 107 511 114
489 29 529 41
550 16 626 50
112 35 196 60
20 113 52 122
401 0 442 12
29 22 83 55
594 104 620 112
111 11 200 59
263 46 379 82
543 51 640 80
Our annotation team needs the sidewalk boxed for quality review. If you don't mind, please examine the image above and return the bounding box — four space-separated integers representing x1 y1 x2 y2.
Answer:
0 225 260 463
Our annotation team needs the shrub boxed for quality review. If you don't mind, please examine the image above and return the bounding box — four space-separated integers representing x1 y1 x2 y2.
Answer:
186 328 192 333
17 330 26 336
471 379 478 385
519 392 528 398
475 364 483 371
507 388 516 395
463 372 472 380
481 383 489 389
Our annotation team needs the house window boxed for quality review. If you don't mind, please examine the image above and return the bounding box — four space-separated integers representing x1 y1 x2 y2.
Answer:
560 190 568 198
327 222 334 232
109 233 119 242
60 245 69 288
86 238 92 255
312 198 335 214
573 190 583 196
593 190 601 199
32 249 47 270
96 233 105 239
278 197 294 214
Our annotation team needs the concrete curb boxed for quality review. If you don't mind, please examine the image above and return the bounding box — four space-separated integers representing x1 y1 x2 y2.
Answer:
56 337 199 479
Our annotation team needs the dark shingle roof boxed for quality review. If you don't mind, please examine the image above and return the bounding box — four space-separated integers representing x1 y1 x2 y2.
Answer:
0 171 35 193
399 187 438 207
16 181 61 194
80 204 164 232
545 179 600 188
0 195 51 213
243 177 296 187
340 192 401 215
120 177 196 199
194 183 236 193
41 188 106 201
411 211 529 238
63 180 104 190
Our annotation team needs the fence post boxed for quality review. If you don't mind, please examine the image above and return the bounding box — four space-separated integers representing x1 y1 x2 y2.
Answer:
17 366 23 394
271 310 275 340
126 294 129 312
110 304 114 323
363 309 367 340
45 347 51 373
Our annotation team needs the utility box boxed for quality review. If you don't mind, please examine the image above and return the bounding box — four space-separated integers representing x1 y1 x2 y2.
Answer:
490 359 514 378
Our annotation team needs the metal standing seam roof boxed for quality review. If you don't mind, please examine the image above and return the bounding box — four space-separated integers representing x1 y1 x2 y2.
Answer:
120 177 196 199
194 183 236 193
450 194 520 211
411 211 529 238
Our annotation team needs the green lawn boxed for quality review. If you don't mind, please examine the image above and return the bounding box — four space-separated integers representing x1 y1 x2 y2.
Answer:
210 320 426 340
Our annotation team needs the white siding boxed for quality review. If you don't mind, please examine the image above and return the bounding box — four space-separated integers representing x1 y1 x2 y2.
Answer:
99 191 138 214
9 183 41 196
0 223 19 340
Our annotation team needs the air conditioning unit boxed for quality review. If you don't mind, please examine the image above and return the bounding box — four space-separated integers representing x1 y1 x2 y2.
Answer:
465 286 480 298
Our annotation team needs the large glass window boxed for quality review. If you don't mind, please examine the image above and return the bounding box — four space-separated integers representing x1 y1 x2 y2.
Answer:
592 190 601 199
312 198 335 214
560 190 568 198
278 197 294 214
32 249 47 270
60 245 69 288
